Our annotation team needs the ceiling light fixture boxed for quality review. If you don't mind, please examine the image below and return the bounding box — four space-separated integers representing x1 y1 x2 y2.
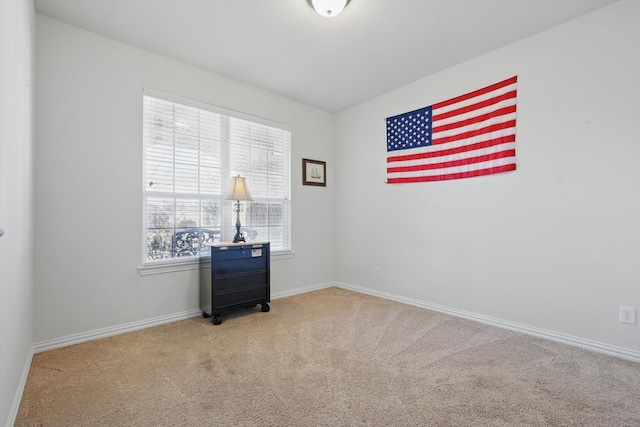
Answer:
307 0 351 18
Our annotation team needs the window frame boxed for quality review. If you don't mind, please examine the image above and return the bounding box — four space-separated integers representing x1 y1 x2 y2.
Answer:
139 88 292 274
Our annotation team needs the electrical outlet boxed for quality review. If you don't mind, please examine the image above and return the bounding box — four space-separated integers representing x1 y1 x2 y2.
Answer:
374 267 381 277
619 306 637 325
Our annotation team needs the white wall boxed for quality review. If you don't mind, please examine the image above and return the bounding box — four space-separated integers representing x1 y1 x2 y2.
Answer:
0 0 35 425
335 0 640 354
34 15 335 344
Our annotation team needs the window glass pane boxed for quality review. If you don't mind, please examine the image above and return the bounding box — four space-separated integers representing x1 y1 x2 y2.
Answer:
266 226 285 249
248 226 270 244
145 144 175 193
172 228 220 258
201 200 221 229
200 143 222 194
147 197 174 230
268 202 284 226
247 202 269 227
174 199 200 228
147 228 174 261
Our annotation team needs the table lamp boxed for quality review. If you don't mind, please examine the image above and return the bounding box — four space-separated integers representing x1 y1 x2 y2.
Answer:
224 175 253 243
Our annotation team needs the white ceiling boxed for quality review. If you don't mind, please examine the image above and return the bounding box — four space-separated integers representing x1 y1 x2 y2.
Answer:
34 0 616 112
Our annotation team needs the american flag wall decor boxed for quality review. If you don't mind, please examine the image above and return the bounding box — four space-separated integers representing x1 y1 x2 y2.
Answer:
386 76 517 184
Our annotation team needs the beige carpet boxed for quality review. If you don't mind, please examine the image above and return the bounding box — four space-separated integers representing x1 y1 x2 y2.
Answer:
16 287 640 426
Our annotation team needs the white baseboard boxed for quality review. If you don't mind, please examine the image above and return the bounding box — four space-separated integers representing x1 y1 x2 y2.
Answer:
334 282 640 364
33 308 203 354
5 351 33 427
272 281 334 299
32 281 640 363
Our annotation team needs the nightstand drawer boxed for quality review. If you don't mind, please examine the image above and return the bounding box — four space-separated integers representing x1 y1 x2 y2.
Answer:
213 285 267 310
212 257 266 276
213 271 267 292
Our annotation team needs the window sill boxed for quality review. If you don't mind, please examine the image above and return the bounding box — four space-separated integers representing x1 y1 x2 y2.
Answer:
138 250 294 276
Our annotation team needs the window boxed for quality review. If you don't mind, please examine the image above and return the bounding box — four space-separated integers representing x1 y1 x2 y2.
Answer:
142 89 291 265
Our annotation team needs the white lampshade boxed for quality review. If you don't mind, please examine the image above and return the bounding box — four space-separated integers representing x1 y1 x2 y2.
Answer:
309 0 350 18
224 175 253 201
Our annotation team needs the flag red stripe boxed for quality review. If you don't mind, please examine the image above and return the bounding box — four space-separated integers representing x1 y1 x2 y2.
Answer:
433 104 517 133
387 149 515 174
432 91 517 123
387 164 516 184
387 134 515 163
432 76 518 110
433 120 516 145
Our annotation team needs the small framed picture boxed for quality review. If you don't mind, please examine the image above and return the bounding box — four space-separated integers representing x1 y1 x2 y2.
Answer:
302 158 326 187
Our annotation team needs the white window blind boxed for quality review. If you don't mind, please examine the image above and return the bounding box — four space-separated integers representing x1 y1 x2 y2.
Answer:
143 89 291 264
